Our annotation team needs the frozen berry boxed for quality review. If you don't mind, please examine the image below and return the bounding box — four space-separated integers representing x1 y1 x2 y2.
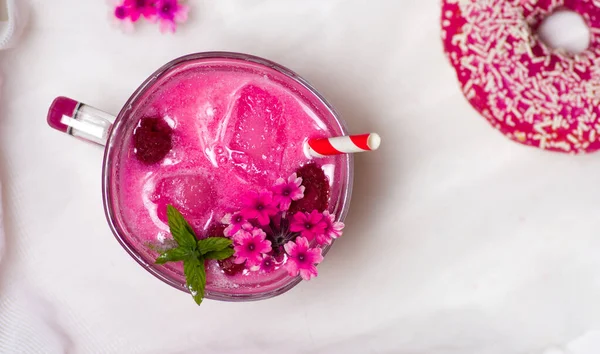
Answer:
206 223 227 238
152 174 215 224
289 163 330 214
133 117 173 165
218 257 246 276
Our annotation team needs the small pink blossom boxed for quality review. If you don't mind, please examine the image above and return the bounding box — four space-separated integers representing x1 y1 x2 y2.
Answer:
124 0 158 22
109 0 135 32
272 173 305 211
221 212 252 237
283 237 323 280
259 255 277 273
233 228 272 267
290 210 327 241
155 0 189 33
315 211 345 245
241 191 279 226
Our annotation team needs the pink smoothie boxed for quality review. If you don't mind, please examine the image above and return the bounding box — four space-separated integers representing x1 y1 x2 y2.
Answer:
111 56 349 296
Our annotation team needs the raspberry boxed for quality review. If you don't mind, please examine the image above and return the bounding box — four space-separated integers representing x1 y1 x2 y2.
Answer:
133 117 173 165
289 163 330 214
205 223 227 238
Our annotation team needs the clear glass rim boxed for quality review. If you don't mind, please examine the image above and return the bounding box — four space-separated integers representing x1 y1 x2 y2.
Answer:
102 51 354 301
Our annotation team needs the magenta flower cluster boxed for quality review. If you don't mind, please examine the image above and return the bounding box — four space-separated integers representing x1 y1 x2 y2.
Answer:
221 172 345 281
111 0 189 33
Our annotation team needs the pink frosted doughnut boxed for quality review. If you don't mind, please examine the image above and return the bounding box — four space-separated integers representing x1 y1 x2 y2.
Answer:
442 0 600 153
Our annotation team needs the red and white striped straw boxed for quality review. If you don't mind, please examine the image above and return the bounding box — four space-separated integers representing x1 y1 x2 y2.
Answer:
306 133 381 158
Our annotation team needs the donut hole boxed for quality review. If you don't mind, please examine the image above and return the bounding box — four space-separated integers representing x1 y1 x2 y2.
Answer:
537 10 590 54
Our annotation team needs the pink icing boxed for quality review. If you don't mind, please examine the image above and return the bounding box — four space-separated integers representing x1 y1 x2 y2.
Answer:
442 0 600 153
111 57 347 295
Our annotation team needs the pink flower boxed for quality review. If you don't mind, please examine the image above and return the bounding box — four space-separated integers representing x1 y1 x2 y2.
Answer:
290 210 327 241
124 0 158 22
109 0 135 32
241 191 279 226
259 255 277 273
155 0 189 33
233 228 272 267
221 212 252 237
315 211 345 245
271 173 305 211
283 237 323 280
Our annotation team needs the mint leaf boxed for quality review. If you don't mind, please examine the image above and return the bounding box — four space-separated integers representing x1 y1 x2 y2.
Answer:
155 247 194 265
198 237 233 260
167 205 197 250
197 237 232 255
204 247 235 260
183 256 206 305
155 206 221 306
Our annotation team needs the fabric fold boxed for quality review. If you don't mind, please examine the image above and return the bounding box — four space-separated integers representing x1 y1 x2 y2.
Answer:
0 0 27 50
0 0 26 263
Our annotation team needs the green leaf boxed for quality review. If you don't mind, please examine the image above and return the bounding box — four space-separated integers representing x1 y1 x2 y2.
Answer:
155 247 193 265
183 256 206 305
204 247 235 260
197 237 233 255
167 205 197 250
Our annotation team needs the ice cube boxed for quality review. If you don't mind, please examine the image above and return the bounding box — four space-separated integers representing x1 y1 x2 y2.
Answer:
151 174 217 225
227 85 287 177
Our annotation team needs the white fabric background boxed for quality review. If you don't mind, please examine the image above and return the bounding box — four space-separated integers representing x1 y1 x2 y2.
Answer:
0 0 26 49
2 1 600 353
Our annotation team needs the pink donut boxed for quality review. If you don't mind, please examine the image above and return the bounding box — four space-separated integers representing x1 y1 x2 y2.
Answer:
442 0 600 153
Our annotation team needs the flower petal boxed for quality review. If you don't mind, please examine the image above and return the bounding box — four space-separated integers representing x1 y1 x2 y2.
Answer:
233 230 251 244
241 208 258 220
221 213 233 224
257 212 270 226
295 236 310 250
285 258 299 276
316 233 332 246
301 229 316 242
299 265 318 280
257 241 272 254
246 254 263 267
308 210 324 224
284 239 297 255
308 247 324 264
279 199 292 211
223 224 235 237
175 5 189 23
159 19 171 33
274 177 285 186
291 186 305 200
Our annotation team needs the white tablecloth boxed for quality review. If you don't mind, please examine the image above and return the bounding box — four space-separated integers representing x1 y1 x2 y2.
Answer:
3 1 600 353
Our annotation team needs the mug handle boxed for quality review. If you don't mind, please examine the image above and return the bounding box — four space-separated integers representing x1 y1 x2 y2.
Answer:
47 97 116 146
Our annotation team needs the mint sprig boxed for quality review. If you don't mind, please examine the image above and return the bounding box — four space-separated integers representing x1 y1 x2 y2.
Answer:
183 256 206 304
166 205 198 250
204 247 235 260
198 237 234 255
155 205 234 305
155 247 194 264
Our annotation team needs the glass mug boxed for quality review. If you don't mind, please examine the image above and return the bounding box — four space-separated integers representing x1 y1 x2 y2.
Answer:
47 52 353 301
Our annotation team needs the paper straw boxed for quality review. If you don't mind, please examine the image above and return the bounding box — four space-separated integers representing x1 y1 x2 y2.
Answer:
306 133 381 157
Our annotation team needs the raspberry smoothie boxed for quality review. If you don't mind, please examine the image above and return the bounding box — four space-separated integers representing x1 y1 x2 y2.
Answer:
108 55 350 298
